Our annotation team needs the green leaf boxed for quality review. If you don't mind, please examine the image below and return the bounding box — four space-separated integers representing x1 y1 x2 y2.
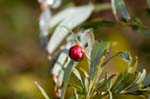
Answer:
129 56 138 72
74 88 79 99
35 81 50 99
86 41 105 99
96 74 116 93
79 67 89 93
136 69 146 84
110 73 124 93
57 70 65 87
117 73 137 93
81 20 115 29
73 68 84 88
77 29 94 48
126 84 139 93
111 0 130 21
108 90 113 99
51 42 72 79
77 29 95 59
125 71 147 94
84 76 89 93
47 4 94 54
90 41 105 80
102 51 131 67
61 60 78 99
126 88 150 96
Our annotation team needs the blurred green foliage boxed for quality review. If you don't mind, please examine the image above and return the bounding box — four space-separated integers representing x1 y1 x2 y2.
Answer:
0 0 149 99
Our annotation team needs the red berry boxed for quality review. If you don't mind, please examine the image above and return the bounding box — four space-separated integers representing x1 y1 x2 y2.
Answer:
69 45 84 61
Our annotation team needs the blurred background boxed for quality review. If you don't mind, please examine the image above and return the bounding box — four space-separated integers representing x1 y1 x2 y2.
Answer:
0 0 149 99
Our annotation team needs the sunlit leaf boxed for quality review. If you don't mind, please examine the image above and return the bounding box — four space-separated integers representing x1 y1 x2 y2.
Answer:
47 5 94 54
57 70 64 87
74 88 79 99
84 77 89 93
35 81 50 99
73 68 84 88
51 42 72 78
129 56 138 72
79 67 89 93
108 90 113 99
111 0 130 21
136 69 146 84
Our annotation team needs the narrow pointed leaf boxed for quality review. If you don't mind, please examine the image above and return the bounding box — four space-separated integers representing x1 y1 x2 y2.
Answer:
77 29 95 58
108 90 113 99
136 69 146 84
90 41 105 80
61 60 78 99
35 81 50 99
96 74 116 93
73 68 84 88
84 77 89 93
74 88 79 99
80 67 89 93
57 70 65 87
111 0 130 20
51 42 72 77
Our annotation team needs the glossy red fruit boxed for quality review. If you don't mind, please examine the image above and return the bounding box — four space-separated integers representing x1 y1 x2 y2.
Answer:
69 45 84 61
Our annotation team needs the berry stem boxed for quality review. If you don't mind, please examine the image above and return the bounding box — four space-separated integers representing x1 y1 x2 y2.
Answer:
59 25 91 61
59 25 81 46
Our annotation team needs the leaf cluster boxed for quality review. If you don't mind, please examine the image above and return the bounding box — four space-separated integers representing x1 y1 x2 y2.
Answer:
36 0 150 99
